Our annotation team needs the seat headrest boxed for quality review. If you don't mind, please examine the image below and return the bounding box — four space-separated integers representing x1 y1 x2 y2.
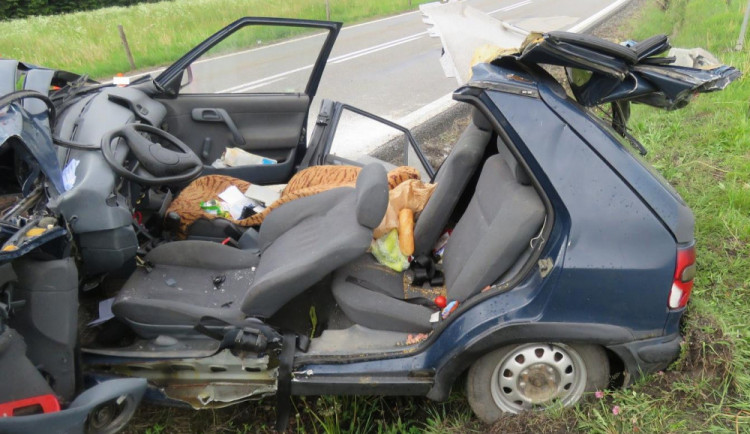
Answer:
355 163 389 229
497 138 532 185
471 108 492 131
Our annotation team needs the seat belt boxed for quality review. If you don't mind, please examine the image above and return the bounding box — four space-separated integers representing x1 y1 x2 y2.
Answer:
409 255 445 287
345 275 436 308
275 332 297 432
193 318 302 431
193 316 281 354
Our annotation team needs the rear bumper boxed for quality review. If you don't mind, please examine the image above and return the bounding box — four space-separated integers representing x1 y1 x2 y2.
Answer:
606 332 682 386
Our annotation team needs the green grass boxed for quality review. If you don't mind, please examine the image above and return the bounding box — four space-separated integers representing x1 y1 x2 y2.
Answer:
562 0 750 432
0 0 430 79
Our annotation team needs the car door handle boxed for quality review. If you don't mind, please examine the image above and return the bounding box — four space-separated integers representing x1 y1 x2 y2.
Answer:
191 108 246 147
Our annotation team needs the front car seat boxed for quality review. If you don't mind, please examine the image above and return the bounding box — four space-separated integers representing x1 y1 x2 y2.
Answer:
113 163 389 337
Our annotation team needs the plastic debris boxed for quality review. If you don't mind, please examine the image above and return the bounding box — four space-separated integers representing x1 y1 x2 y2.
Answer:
370 229 410 272
218 185 256 220
441 300 459 319
211 147 276 168
432 229 452 260
200 199 231 219
62 158 79 191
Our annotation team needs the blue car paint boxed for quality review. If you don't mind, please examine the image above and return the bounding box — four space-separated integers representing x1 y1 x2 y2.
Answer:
296 60 690 397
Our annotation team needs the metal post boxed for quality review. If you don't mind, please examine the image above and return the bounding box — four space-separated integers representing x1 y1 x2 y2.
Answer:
736 0 750 51
325 0 331 20
117 24 137 70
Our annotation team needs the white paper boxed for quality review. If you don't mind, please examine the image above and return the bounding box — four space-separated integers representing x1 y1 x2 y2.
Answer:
245 184 281 206
62 159 79 192
87 297 115 326
429 311 441 323
218 185 255 220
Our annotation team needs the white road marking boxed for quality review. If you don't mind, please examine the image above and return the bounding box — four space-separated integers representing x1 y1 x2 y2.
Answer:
117 0 533 83
221 31 429 92
218 64 313 93
329 32 426 64
217 0 535 92
488 0 533 15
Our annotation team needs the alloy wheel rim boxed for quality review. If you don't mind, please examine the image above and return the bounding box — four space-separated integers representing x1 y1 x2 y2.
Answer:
489 343 587 413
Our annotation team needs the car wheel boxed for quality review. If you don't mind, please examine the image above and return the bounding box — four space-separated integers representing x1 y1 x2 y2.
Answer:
466 342 609 423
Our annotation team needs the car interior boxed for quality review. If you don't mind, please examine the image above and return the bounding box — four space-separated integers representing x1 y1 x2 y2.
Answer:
79 105 547 356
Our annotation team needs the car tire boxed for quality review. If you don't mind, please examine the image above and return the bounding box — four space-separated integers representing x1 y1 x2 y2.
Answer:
466 342 609 423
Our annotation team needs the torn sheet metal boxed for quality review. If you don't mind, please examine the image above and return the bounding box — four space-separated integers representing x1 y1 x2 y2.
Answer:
420 1 527 84
420 2 740 110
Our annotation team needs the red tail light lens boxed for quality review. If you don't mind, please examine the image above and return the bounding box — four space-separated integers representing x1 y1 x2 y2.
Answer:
668 244 696 309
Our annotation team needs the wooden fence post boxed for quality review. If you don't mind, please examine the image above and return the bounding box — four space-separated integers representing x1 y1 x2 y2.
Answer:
325 0 331 20
117 24 136 70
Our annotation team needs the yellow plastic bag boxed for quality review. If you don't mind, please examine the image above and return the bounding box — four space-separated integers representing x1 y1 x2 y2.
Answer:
370 229 410 272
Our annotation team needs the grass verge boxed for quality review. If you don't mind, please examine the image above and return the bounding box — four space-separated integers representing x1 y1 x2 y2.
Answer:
490 1 750 432
0 0 429 79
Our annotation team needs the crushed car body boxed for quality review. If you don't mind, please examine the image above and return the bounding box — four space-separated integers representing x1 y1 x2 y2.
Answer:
0 7 739 433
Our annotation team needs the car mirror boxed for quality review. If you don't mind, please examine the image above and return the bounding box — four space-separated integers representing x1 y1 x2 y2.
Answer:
180 65 194 89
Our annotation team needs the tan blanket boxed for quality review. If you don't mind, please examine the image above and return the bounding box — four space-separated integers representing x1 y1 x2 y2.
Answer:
167 165 426 238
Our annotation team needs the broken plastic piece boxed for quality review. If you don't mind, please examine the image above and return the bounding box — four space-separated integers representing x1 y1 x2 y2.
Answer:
441 300 459 320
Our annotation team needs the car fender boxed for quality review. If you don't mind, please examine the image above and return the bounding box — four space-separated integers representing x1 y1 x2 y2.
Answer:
427 321 635 400
0 378 147 434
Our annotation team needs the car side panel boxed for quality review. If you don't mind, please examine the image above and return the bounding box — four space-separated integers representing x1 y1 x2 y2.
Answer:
488 90 676 335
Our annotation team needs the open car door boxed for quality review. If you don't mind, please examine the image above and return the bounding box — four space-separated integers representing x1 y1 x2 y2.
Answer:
302 99 435 181
153 18 340 185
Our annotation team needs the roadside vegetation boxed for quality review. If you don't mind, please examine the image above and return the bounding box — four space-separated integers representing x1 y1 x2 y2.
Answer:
0 0 429 79
490 1 750 432
42 0 743 432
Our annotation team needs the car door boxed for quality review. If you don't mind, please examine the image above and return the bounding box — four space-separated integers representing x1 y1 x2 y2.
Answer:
153 18 340 185
302 99 435 181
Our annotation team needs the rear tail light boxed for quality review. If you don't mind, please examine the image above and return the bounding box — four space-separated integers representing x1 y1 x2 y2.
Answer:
668 244 696 309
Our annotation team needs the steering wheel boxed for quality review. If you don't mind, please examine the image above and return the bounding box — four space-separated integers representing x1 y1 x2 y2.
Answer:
101 123 202 186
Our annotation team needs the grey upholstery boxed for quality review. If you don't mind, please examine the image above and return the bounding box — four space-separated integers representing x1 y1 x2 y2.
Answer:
497 137 532 185
112 241 255 332
442 155 544 300
332 255 435 332
113 163 388 331
413 109 492 255
144 240 260 269
332 155 545 332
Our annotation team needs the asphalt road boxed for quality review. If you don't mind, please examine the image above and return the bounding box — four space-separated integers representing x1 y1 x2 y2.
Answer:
174 0 623 158
182 0 619 122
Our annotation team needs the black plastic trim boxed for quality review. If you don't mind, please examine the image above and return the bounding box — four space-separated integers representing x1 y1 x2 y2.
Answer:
291 375 433 396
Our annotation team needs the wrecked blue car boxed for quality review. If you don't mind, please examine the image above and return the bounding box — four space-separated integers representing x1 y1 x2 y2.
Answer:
0 16 739 433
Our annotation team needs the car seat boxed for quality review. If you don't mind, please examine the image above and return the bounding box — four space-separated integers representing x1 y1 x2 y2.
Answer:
331 150 545 333
112 163 389 337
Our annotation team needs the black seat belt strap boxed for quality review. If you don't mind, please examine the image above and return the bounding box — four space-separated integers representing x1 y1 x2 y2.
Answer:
275 332 297 432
